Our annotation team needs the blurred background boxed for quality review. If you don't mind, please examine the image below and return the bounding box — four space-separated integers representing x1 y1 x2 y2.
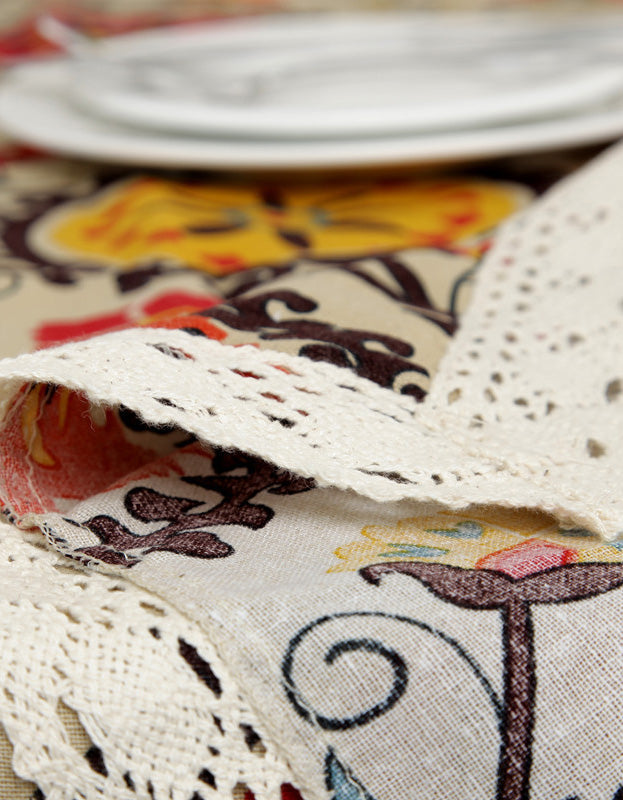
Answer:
0 0 621 51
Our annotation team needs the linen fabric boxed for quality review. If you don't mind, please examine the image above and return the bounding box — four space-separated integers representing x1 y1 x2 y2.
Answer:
0 137 620 800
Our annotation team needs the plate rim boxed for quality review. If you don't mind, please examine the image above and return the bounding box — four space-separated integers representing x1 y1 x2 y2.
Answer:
1 59 622 171
68 12 623 138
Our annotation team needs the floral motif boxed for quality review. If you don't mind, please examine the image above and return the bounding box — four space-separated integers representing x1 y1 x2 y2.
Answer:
0 385 169 515
475 537 578 578
334 507 623 800
32 177 530 277
361 558 623 800
331 506 623 574
73 450 315 567
32 289 223 348
203 289 429 399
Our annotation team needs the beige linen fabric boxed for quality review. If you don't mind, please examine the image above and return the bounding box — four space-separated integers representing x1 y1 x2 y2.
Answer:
0 138 621 800
0 141 622 534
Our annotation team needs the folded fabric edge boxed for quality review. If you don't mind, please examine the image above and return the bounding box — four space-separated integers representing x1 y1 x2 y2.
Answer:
0 327 615 540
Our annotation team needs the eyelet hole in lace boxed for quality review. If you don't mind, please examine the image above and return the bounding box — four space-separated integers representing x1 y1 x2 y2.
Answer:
587 439 606 458
606 379 622 403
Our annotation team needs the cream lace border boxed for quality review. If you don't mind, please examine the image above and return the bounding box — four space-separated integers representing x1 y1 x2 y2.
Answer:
0 142 622 538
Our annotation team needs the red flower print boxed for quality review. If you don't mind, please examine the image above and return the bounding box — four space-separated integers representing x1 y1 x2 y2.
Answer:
475 538 579 579
33 289 223 348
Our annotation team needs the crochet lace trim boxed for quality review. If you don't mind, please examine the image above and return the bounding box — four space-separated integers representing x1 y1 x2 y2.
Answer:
0 143 622 538
0 519 296 800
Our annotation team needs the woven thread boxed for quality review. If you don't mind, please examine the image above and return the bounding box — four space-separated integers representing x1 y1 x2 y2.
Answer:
0 520 294 799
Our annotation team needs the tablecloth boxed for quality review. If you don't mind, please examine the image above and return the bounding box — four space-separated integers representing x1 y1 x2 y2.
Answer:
1 7 623 800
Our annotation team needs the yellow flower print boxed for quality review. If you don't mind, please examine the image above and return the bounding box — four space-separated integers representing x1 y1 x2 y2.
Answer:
331 506 623 574
32 176 532 277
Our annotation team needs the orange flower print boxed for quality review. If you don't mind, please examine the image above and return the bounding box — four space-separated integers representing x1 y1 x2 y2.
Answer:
0 385 168 515
331 506 623 574
32 176 532 276
32 289 225 349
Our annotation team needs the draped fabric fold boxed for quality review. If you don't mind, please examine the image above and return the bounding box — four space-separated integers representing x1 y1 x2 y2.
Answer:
1 142 623 800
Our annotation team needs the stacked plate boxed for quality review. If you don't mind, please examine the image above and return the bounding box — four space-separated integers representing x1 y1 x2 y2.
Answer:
3 11 623 169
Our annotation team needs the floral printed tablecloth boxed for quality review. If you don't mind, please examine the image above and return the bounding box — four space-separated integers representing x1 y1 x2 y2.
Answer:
2 7 623 800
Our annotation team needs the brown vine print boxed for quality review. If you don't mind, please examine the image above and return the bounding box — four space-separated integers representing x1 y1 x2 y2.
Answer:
335 256 463 335
361 561 623 800
72 450 314 566
286 507 623 800
198 290 429 400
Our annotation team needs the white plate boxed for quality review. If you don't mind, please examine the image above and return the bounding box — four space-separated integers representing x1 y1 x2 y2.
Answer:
68 13 623 138
2 59 623 171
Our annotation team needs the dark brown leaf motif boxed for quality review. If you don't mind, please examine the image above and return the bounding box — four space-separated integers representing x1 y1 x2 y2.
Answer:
75 451 314 567
201 290 429 400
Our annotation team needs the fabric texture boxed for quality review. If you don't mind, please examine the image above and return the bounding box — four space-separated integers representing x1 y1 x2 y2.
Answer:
0 153 538 799
0 520 294 800
0 142 621 536
0 98 620 799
